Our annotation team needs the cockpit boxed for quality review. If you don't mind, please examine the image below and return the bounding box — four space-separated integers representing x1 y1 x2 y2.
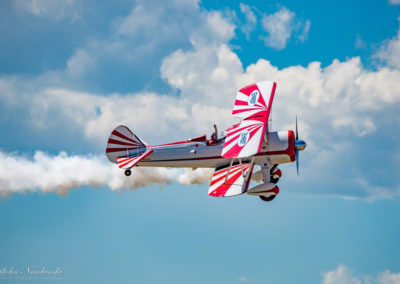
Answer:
186 124 225 146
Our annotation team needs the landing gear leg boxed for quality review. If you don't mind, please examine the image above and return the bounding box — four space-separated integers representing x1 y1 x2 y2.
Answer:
259 161 278 202
124 169 131 176
260 161 271 183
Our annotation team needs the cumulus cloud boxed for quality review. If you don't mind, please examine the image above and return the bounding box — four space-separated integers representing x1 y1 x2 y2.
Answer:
375 17 400 69
14 0 81 22
322 265 400 284
161 42 400 139
239 3 257 39
10 87 232 146
60 0 235 90
261 6 310 49
0 150 211 199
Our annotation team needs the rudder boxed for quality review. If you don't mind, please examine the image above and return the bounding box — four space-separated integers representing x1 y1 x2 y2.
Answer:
106 125 148 164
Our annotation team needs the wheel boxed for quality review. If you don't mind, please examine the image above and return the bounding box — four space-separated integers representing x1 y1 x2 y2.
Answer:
124 169 131 176
259 195 276 202
270 177 279 184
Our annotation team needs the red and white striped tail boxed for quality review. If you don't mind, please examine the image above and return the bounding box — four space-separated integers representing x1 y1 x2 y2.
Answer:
106 125 148 164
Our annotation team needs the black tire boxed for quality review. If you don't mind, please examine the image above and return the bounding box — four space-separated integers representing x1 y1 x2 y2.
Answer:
124 169 131 176
259 195 276 202
270 177 279 184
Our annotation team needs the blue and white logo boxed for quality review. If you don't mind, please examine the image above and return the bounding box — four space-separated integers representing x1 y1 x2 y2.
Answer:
248 90 259 106
238 131 250 146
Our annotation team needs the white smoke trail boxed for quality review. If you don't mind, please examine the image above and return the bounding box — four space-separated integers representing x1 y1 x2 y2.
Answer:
178 168 213 185
0 150 212 199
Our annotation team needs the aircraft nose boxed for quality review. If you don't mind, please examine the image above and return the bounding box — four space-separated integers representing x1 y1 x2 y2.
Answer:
295 140 306 151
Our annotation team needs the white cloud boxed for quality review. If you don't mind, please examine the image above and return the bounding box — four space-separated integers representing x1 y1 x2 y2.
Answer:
66 49 96 77
322 265 400 284
261 6 310 50
323 265 362 284
299 20 311 42
161 43 243 107
375 17 400 69
54 0 236 90
355 35 367 49
0 150 211 198
377 270 400 284
162 46 400 138
17 87 232 146
388 0 400 5
201 11 236 44
118 0 200 39
239 3 257 39
14 0 81 22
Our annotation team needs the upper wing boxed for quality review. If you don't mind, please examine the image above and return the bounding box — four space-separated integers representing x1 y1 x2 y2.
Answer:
221 81 276 159
232 81 276 119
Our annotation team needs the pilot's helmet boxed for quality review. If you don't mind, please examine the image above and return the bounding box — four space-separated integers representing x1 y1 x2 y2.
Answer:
211 133 217 140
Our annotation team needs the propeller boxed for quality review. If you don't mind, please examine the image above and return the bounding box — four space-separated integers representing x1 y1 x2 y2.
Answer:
294 115 306 175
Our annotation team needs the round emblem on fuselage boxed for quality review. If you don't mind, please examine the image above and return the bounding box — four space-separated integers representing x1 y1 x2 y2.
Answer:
248 90 259 106
237 130 250 146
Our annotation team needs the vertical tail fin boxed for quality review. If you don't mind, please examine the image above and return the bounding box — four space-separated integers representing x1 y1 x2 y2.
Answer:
106 125 148 164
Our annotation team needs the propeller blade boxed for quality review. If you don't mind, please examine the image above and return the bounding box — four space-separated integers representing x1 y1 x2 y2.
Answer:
296 150 299 175
295 115 299 140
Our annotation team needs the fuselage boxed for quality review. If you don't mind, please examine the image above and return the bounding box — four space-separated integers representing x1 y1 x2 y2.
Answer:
123 130 295 168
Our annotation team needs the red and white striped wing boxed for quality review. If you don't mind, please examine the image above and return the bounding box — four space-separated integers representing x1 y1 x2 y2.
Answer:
232 81 276 119
117 149 153 169
221 115 267 158
208 163 254 197
222 81 276 158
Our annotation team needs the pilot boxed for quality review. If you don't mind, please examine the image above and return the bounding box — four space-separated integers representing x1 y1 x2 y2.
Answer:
208 124 219 145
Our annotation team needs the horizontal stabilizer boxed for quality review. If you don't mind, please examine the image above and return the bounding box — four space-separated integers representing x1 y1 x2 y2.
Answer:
117 149 153 169
208 163 254 197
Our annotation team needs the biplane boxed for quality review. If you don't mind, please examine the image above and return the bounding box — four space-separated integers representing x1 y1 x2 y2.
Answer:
106 82 306 202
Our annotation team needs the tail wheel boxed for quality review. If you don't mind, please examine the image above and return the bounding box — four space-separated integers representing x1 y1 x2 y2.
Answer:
259 195 276 202
124 169 131 176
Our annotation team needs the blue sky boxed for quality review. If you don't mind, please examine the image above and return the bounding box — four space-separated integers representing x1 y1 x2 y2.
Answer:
1 0 400 283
